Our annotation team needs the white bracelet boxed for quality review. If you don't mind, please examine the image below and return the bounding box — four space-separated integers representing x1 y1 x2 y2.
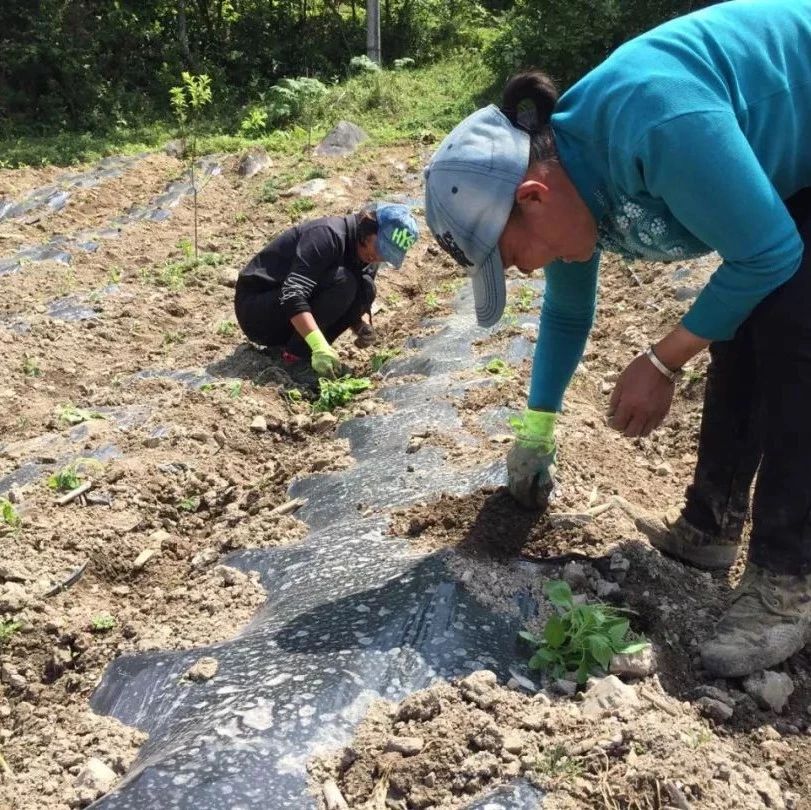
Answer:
645 346 680 382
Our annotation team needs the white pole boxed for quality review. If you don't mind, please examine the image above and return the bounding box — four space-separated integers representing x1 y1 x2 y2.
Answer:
366 0 381 64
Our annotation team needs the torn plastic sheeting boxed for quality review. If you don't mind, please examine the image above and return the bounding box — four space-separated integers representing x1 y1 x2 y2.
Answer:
0 157 221 278
88 283 546 809
46 284 127 322
0 154 145 222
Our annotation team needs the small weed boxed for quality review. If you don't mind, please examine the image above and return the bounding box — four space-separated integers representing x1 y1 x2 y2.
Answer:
682 367 705 384
228 380 243 399
56 404 106 425
385 292 402 307
107 266 122 284
22 355 41 377
514 285 535 311
313 376 371 412
371 348 400 373
424 292 440 310
535 745 583 781
483 358 511 377
305 166 328 180
519 580 649 684
216 319 237 337
287 197 316 220
178 494 201 512
234 212 248 224
437 278 463 295
0 620 21 645
150 252 224 289
687 728 714 749
0 498 21 532
286 388 303 404
178 237 194 259
90 613 116 632
162 331 186 346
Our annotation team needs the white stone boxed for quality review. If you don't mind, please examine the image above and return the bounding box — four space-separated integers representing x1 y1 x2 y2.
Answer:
581 675 640 717
609 646 656 679
385 736 424 756
74 757 117 799
743 670 794 713
250 415 267 433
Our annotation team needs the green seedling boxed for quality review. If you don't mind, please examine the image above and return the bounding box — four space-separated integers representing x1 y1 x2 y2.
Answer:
682 367 705 384
0 498 21 532
228 381 243 399
514 285 535 312
216 320 237 337
46 458 102 492
385 292 402 307
152 251 224 289
286 388 303 403
178 494 201 512
107 266 122 284
483 358 511 377
535 744 583 781
313 376 371 413
424 292 440 310
90 613 116 632
22 355 41 377
519 580 649 685
371 348 400 373
56 404 106 425
0 620 21 646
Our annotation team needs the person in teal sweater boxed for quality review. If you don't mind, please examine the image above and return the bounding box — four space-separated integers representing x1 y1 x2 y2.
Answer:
424 0 811 678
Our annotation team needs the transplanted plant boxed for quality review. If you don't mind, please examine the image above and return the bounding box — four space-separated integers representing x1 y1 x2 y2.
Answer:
46 458 102 492
483 357 511 376
519 580 648 684
169 72 213 261
313 376 371 412
56 404 106 425
0 498 21 533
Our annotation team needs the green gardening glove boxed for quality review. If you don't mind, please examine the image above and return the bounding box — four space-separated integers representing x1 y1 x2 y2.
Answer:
305 329 341 379
506 409 557 510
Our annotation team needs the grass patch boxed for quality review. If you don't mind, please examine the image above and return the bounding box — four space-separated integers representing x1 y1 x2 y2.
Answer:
287 197 316 220
482 357 511 377
146 251 224 289
535 745 583 781
216 319 237 337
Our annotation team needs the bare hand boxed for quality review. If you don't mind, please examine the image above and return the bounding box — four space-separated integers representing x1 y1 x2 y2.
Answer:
607 354 674 437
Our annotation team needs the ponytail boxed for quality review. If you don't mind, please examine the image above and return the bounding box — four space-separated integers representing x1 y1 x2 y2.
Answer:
500 70 559 162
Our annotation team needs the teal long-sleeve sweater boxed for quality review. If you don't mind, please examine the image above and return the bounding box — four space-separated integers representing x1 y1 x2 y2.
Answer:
530 0 811 412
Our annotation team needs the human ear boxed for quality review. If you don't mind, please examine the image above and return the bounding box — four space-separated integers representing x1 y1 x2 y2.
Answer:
514 179 550 205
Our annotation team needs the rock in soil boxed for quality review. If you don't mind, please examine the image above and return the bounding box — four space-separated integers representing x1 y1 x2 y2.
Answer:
74 756 117 804
609 645 656 679
743 670 795 713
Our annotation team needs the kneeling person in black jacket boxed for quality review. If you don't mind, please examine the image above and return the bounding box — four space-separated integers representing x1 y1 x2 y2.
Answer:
235 203 419 379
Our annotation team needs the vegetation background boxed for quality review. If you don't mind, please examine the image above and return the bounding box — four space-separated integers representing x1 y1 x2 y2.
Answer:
1 0 717 166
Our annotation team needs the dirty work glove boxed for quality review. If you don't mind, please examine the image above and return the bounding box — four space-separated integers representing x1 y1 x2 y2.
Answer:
305 329 341 379
354 321 375 349
506 409 557 510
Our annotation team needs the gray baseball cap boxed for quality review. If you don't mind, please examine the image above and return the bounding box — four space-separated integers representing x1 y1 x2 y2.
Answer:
424 105 530 326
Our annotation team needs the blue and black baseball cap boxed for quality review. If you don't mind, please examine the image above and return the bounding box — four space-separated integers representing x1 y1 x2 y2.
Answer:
374 203 420 269
424 105 530 326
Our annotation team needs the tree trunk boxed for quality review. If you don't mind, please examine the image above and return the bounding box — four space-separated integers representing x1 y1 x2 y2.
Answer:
177 0 195 69
366 0 381 64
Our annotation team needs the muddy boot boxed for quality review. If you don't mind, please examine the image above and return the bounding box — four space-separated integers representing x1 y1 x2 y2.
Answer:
701 564 811 677
634 508 740 570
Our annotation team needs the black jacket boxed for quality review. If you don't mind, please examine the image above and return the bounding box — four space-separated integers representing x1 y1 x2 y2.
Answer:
239 215 368 319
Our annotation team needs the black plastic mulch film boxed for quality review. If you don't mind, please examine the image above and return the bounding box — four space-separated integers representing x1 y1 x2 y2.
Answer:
85 283 547 809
